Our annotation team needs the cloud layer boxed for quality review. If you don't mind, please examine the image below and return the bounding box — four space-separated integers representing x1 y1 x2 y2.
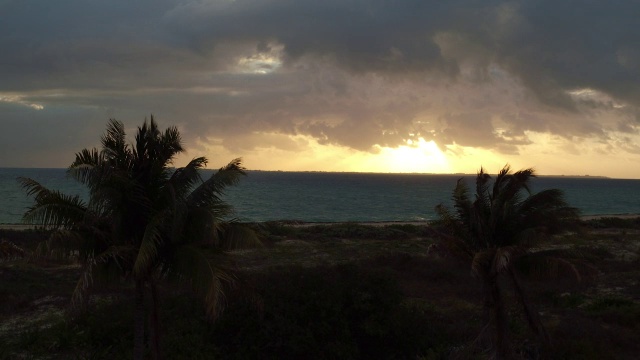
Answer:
1 0 639 175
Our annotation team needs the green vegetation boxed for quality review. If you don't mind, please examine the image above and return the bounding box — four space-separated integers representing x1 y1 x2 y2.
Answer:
14 117 258 360
258 221 432 242
213 264 442 359
583 216 640 229
2 221 639 359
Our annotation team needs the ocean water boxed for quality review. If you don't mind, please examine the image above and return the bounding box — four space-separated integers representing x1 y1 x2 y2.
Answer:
1 168 640 224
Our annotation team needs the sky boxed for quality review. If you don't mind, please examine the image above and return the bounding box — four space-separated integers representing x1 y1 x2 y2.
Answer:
1 0 639 178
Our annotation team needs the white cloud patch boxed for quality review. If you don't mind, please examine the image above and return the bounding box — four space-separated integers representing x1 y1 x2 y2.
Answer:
235 43 284 74
0 93 44 110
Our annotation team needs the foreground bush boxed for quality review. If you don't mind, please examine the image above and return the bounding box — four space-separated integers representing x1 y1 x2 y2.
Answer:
214 263 441 359
0 261 444 359
2 249 639 359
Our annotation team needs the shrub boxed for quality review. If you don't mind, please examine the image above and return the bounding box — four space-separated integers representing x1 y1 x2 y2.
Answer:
583 217 640 229
213 264 440 359
585 296 640 328
0 229 50 252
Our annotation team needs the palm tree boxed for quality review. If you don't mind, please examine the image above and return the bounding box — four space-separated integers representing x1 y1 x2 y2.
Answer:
434 165 580 359
19 117 258 360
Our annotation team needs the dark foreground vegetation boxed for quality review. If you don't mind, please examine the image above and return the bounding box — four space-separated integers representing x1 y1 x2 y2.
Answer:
13 117 260 360
1 219 639 359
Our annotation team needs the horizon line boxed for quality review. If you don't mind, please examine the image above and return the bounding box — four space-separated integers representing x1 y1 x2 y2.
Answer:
0 166 628 180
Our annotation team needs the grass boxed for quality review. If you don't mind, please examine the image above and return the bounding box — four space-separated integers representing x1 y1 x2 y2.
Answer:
1 221 640 359
582 216 640 229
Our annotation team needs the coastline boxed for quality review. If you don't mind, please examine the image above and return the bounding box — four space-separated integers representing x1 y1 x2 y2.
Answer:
2 213 639 230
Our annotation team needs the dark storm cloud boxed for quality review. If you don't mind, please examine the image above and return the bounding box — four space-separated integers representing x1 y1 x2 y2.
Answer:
0 102 107 166
1 0 639 167
489 0 640 107
167 0 640 103
167 0 459 75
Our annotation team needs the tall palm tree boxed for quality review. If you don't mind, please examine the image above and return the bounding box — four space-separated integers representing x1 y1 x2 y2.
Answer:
435 165 580 359
19 117 258 360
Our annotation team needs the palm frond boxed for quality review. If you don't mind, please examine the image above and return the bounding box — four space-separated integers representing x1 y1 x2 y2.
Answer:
70 255 96 313
132 212 167 278
491 164 512 202
520 189 566 212
18 177 88 228
509 168 535 196
474 168 492 219
167 157 208 200
68 148 105 187
214 158 247 188
93 245 137 282
170 245 236 320
181 207 229 244
158 125 184 166
519 189 580 232
132 116 182 171
133 118 153 167
452 178 472 226
70 245 136 312
489 166 529 211
100 119 130 162
186 158 246 209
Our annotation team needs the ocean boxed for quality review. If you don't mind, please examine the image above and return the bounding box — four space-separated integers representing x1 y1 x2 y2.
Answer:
1 168 639 224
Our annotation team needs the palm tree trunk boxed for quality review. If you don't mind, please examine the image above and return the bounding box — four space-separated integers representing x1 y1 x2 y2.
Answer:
134 280 146 360
149 281 162 360
508 267 550 353
482 274 509 360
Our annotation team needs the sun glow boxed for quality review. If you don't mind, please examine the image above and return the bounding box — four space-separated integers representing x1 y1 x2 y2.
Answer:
181 133 454 174
372 138 452 173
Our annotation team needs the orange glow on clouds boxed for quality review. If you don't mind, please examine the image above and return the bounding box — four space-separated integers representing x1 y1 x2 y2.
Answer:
179 133 455 174
174 131 640 178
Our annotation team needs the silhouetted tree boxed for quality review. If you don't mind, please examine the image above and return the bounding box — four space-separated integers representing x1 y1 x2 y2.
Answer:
435 165 579 359
19 117 258 360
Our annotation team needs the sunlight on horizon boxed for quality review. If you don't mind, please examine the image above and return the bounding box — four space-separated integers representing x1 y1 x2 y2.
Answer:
365 138 452 173
177 131 640 179
184 133 457 174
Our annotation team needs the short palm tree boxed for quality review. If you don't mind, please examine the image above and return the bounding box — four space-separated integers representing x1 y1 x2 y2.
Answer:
19 117 258 360
435 165 580 359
